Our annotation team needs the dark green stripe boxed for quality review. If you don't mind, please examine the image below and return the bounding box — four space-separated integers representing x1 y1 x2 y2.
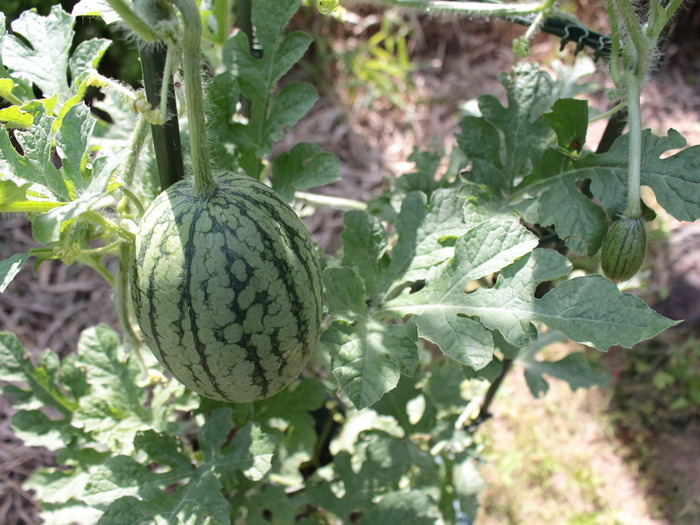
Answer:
180 204 232 400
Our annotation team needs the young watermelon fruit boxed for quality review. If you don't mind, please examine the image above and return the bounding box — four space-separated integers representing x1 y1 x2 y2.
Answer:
130 173 323 403
600 215 647 282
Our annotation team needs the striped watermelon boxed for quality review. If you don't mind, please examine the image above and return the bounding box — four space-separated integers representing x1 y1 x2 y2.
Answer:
130 173 323 403
600 216 646 282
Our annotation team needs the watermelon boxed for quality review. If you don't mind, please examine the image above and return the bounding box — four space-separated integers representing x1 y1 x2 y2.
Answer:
130 173 323 403
600 215 646 282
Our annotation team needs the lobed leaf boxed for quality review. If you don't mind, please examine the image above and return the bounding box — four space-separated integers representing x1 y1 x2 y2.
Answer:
322 320 419 410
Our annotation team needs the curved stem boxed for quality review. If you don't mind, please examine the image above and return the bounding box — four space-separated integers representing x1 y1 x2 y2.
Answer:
119 186 146 218
122 116 150 188
169 0 217 198
623 71 642 219
79 256 116 286
476 358 514 423
105 0 161 43
86 211 135 241
116 243 141 347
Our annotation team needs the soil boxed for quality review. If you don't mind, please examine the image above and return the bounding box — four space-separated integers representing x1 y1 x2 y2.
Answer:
1 2 700 524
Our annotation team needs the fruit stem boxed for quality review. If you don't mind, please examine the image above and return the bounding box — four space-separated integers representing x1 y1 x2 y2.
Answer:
169 0 218 198
622 71 642 219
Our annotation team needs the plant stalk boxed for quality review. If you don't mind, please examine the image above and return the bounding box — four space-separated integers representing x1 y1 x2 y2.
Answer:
622 71 642 219
169 0 218 198
475 358 514 424
116 243 142 347
138 41 185 191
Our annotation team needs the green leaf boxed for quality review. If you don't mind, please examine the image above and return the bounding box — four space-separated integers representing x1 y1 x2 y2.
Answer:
244 484 300 525
382 189 474 291
11 409 72 448
69 37 111 84
83 455 170 509
451 458 485 520
386 217 543 365
322 320 419 409
515 330 610 397
72 0 122 25
271 142 340 201
0 332 76 415
75 325 147 410
55 102 97 192
323 267 368 323
534 275 679 349
165 470 230 525
0 107 68 200
357 490 439 525
518 130 700 255
3 6 75 103
447 248 571 349
516 148 608 255
205 71 240 169
253 377 326 425
0 13 33 103
259 82 318 156
221 0 315 173
133 430 193 473
89 425 271 524
199 406 234 463
544 98 588 152
31 138 114 244
456 64 553 196
340 211 388 304
0 251 29 292
215 423 276 482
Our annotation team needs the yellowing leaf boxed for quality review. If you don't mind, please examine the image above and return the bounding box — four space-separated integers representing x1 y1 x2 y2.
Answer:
0 105 33 128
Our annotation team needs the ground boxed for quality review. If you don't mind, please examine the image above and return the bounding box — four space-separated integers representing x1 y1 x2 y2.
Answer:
1 1 700 524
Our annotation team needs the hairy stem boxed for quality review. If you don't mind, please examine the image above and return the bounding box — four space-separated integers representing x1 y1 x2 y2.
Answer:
169 0 217 197
116 243 141 347
121 116 149 189
106 0 161 43
623 71 642 219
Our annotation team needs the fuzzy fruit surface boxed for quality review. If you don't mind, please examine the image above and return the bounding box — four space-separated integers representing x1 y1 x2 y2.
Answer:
600 216 647 282
130 173 323 403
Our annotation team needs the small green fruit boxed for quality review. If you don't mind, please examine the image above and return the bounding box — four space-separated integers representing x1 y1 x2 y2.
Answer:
600 216 647 282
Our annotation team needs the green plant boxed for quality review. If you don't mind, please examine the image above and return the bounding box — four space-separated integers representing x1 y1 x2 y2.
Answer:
0 0 697 523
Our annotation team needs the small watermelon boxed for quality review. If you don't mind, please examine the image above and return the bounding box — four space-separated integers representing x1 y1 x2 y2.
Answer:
600 215 646 282
130 173 323 403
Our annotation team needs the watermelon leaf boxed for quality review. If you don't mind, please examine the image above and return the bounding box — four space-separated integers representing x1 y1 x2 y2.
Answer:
0 251 30 292
219 0 317 176
271 142 341 201
322 319 419 410
2 5 109 107
89 422 276 524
